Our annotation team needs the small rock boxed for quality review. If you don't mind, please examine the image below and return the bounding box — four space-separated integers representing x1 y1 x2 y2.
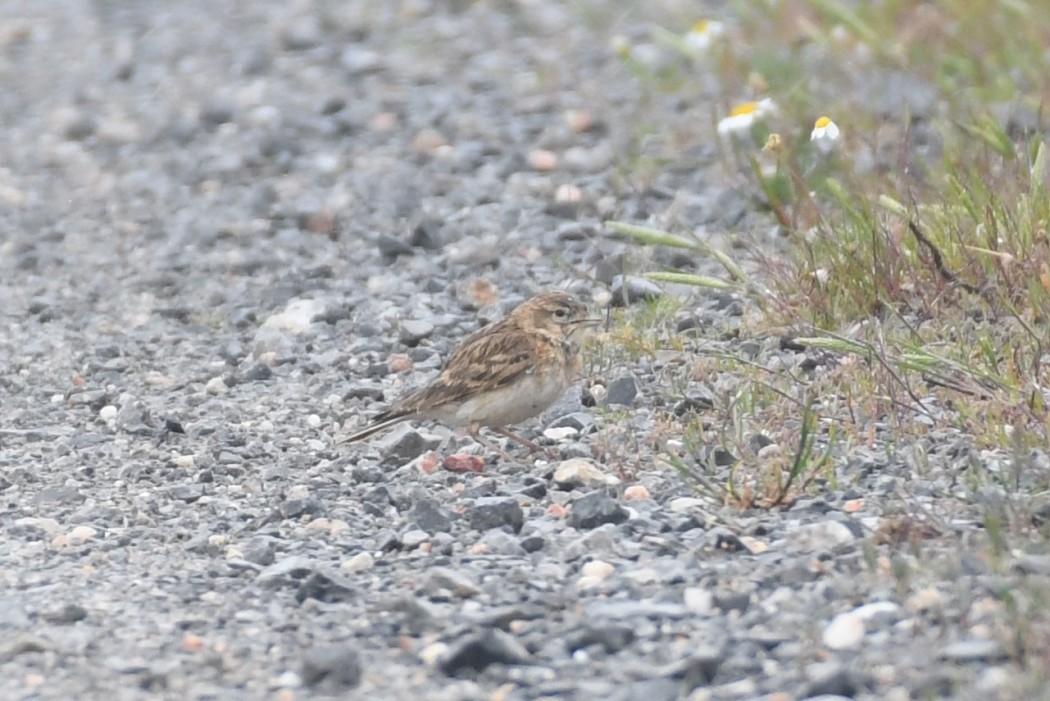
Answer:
296 571 356 604
68 526 97 542
569 491 629 529
610 275 663 307
442 454 486 473
553 458 614 489
33 485 85 505
527 149 558 171
714 591 751 613
342 552 375 573
902 587 944 612
426 567 480 598
170 484 206 503
439 628 531 676
802 663 864 698
399 319 435 346
243 536 276 566
256 298 325 340
940 638 1008 662
467 497 524 533
413 128 448 154
409 497 453 533
624 485 650 501
241 363 272 382
301 645 362 688
565 624 635 654
376 234 414 259
543 426 578 441
668 497 705 513
604 375 637 406
1012 554 1050 576
683 587 715 615
257 556 319 587
373 423 443 464
419 641 450 666
401 530 431 550
340 47 381 75
580 560 615 580
67 389 108 409
41 604 88 624
851 601 901 624
98 405 118 421
822 612 865 650
475 529 527 556
205 377 228 395
787 521 857 552
520 534 545 553
199 98 235 126
547 412 593 432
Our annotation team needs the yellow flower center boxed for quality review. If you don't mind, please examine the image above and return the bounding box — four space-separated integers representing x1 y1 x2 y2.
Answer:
730 101 758 117
692 20 710 34
815 116 832 129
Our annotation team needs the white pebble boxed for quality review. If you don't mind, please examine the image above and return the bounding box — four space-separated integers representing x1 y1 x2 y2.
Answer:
205 376 228 395
98 405 118 421
684 587 715 615
543 426 578 441
342 552 375 573
68 525 97 542
823 612 865 650
419 642 449 666
669 497 706 513
580 560 614 579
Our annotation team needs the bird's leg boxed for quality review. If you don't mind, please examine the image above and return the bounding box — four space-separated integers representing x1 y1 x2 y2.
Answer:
468 423 511 462
491 426 559 460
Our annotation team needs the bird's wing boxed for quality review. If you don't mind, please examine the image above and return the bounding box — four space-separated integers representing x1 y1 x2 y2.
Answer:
396 330 542 413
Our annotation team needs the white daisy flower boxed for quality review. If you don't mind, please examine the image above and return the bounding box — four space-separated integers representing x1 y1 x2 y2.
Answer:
810 116 841 153
685 20 725 52
717 99 776 138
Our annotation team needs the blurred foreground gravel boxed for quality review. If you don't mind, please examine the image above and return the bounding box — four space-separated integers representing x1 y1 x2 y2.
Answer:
1 2 1046 700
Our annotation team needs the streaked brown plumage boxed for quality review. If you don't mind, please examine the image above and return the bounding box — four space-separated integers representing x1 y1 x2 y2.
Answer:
341 291 597 456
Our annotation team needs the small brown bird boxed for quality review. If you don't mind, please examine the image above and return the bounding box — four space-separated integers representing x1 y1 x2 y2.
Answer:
341 291 598 456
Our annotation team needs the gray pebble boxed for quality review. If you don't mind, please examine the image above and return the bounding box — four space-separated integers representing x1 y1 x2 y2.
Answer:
301 645 362 688
604 375 637 407
467 497 524 533
569 491 629 529
439 628 531 675
399 319 435 346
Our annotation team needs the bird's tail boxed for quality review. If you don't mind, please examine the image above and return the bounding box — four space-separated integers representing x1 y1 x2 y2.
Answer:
338 412 411 444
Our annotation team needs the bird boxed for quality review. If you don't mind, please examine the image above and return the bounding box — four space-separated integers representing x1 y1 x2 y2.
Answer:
340 291 599 457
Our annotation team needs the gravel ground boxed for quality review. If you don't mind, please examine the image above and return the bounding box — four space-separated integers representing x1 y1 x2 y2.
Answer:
1 2 1047 700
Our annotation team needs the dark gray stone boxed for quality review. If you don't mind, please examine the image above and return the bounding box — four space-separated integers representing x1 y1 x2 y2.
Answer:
374 423 442 463
439 628 531 676
569 491 628 529
301 645 362 688
296 571 356 604
605 375 637 407
409 496 453 533
399 319 435 346
467 497 524 533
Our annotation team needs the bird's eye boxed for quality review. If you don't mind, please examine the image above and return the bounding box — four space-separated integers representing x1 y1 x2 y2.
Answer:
553 307 569 320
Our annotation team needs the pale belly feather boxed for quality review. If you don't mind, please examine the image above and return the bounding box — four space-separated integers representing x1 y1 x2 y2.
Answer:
427 366 571 428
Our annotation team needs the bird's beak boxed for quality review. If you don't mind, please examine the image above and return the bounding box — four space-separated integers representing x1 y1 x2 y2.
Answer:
569 317 605 339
